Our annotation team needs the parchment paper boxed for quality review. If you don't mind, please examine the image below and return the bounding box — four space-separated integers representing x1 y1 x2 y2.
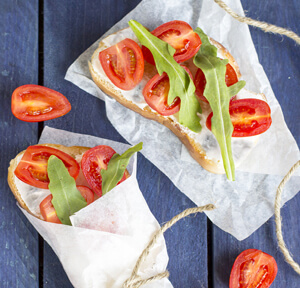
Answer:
65 0 300 240
19 126 173 288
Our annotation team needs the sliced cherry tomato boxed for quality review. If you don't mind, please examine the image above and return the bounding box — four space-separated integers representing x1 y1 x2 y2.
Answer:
206 99 272 137
39 194 62 224
11 84 71 122
14 145 80 189
195 62 238 103
142 65 193 116
229 249 278 288
81 145 127 197
76 185 94 205
99 38 144 90
142 20 201 64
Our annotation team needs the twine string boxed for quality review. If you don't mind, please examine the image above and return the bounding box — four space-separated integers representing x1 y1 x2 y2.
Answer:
275 160 300 275
123 204 216 288
214 0 300 45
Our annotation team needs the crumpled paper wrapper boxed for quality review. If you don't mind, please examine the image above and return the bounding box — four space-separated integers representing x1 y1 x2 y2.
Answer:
65 0 300 240
19 126 173 288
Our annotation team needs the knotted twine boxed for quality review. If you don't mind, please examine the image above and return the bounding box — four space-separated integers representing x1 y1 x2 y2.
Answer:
214 0 300 45
123 1 300 286
123 204 216 288
275 160 300 275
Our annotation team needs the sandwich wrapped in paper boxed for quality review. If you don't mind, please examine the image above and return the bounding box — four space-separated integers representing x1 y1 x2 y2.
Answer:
11 126 173 288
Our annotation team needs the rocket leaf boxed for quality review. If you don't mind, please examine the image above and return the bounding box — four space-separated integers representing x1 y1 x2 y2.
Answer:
129 20 201 133
101 142 143 195
48 155 86 225
193 28 245 181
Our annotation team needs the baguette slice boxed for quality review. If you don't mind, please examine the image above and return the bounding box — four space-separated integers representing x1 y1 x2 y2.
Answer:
88 27 264 174
8 144 90 220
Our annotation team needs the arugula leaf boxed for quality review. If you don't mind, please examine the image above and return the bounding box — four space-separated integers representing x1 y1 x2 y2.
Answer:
128 20 201 133
193 28 245 181
48 155 86 225
101 142 143 195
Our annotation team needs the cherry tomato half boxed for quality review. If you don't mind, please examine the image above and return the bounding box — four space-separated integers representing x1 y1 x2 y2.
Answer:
142 65 193 116
81 145 127 197
99 38 144 90
14 145 80 189
40 186 94 223
229 249 278 288
206 99 272 137
195 63 238 103
39 194 62 224
142 20 201 64
11 84 71 122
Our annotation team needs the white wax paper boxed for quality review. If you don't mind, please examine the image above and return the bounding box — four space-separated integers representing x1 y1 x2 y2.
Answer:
19 126 173 288
65 0 300 240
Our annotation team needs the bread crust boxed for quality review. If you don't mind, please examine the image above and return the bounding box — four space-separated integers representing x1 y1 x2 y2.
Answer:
8 144 90 220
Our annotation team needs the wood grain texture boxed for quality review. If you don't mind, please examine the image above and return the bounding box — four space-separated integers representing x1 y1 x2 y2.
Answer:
212 0 300 287
0 0 40 287
42 0 208 287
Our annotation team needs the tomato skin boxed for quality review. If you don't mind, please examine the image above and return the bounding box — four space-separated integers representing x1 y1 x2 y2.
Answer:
76 185 94 205
39 194 62 224
99 38 144 90
142 65 192 116
142 20 201 64
195 63 238 103
14 145 80 189
81 145 127 197
206 99 272 137
229 249 278 288
11 84 71 122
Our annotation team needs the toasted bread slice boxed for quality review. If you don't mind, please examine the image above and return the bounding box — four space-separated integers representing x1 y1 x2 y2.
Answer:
88 27 265 174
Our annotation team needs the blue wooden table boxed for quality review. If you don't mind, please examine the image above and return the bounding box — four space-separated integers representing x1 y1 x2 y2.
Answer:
0 0 299 287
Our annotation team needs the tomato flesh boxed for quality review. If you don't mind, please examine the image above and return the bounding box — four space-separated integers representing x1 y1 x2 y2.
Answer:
76 185 94 205
229 249 278 288
206 99 272 137
99 38 144 90
14 145 80 189
143 65 193 116
11 84 71 122
195 63 238 103
40 194 62 224
142 20 201 64
81 145 127 197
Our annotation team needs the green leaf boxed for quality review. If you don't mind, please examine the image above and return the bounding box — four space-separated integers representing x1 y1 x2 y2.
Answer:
101 142 143 195
48 155 87 225
193 28 246 181
128 20 202 133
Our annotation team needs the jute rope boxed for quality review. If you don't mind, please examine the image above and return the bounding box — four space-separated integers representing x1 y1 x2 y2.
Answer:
123 204 216 288
275 160 300 275
214 0 300 45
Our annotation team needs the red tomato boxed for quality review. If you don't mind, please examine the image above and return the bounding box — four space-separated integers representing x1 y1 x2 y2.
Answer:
195 63 238 103
11 84 71 122
229 249 278 288
76 185 94 205
142 65 193 116
206 99 272 137
14 145 80 189
39 194 62 224
99 38 144 90
81 145 127 197
142 20 201 64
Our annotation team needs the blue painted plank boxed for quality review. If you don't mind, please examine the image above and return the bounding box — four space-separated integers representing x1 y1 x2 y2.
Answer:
0 0 39 287
43 0 208 287
213 0 300 287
